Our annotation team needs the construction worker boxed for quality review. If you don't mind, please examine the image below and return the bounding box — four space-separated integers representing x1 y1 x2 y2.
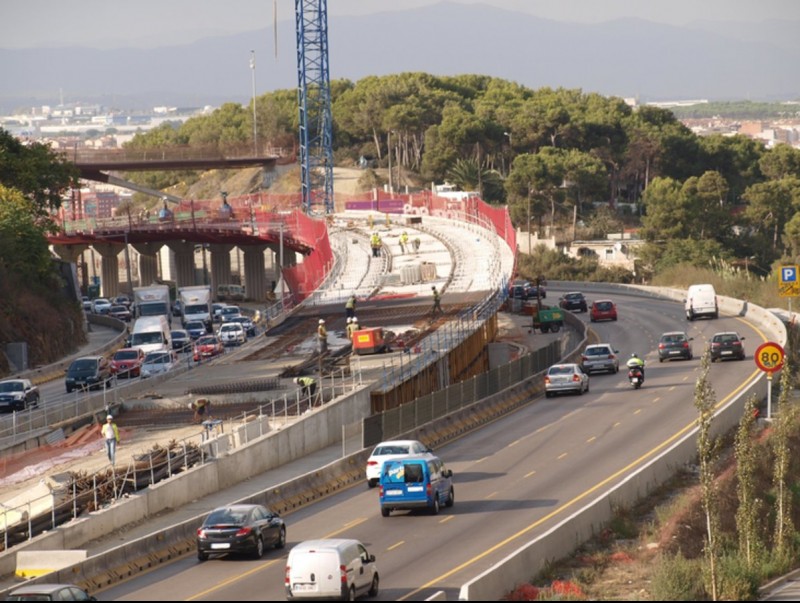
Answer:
317 318 328 355
294 376 317 400
412 236 421 254
347 316 358 341
345 294 356 319
400 231 409 254
370 232 381 258
431 285 443 316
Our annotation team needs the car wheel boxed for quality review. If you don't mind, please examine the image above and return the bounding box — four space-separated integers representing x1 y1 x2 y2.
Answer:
347 585 356 601
197 550 208 562
367 478 377 489
252 536 264 559
445 487 454 508
368 574 380 597
659 357 664 363
275 526 286 549
431 495 440 515
545 391 553 398
381 506 390 517
551 324 560 332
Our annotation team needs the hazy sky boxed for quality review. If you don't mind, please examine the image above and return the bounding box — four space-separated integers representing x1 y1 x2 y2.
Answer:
2 0 797 49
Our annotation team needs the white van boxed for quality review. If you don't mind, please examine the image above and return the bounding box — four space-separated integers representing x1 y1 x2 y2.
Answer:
129 315 171 354
685 284 719 321
285 539 379 601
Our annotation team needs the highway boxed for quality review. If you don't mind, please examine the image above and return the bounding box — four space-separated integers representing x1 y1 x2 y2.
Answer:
99 287 767 601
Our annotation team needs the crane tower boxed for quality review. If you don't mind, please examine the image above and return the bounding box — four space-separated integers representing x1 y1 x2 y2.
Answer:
295 0 334 214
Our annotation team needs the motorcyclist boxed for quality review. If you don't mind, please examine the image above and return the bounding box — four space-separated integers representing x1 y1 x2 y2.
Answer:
626 353 645 382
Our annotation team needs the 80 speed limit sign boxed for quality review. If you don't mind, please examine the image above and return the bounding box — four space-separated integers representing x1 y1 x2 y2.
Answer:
754 342 785 374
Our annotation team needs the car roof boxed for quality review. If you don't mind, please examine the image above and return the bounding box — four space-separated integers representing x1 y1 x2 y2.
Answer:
661 331 688 336
548 363 580 369
9 584 82 594
372 439 423 448
592 299 613 303
585 343 613 349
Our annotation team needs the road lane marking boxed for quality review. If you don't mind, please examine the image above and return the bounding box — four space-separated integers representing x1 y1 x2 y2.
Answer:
586 436 596 443
440 516 454 524
398 369 761 601
388 541 405 551
485 491 498 499
557 453 567 460
187 558 282 600
524 470 536 478
634 408 642 415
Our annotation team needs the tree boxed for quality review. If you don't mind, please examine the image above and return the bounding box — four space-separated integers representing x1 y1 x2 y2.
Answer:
743 178 800 253
0 184 54 281
734 394 764 568
772 361 796 559
0 128 79 214
759 143 800 181
505 149 566 233
694 350 722 600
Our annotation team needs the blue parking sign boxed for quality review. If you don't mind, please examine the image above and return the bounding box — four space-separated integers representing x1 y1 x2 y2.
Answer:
782 266 797 283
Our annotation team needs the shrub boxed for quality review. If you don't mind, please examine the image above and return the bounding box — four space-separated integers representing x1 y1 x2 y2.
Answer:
650 552 706 600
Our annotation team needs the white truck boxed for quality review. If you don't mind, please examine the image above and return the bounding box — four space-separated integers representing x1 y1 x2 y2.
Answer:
133 284 171 323
179 285 212 330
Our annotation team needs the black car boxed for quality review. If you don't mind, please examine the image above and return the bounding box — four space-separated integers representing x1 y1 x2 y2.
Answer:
0 378 40 412
658 331 694 362
171 329 192 352
65 356 113 393
559 291 587 313
709 332 746 362
196 503 286 561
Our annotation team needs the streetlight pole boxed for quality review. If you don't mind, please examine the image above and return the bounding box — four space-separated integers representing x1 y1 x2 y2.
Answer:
387 131 393 194
250 50 258 156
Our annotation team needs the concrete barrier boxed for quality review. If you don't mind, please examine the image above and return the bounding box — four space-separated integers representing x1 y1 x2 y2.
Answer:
1 284 782 598
458 285 783 600
15 550 87 579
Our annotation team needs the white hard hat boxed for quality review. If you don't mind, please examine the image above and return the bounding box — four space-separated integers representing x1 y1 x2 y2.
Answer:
293 377 299 384
106 415 113 420
319 319 325 324
352 316 358 322
346 317 352 323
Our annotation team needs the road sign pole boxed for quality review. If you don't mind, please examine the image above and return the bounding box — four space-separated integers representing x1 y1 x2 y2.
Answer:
767 372 773 420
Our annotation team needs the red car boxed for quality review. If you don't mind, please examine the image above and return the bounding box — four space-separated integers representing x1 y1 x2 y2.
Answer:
590 299 617 322
110 347 145 378
193 335 224 361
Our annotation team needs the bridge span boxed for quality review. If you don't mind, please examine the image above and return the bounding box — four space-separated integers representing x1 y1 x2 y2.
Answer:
50 192 331 305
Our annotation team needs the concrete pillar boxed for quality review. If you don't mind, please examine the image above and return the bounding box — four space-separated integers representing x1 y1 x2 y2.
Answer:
93 242 122 298
242 245 268 302
132 242 162 288
209 244 233 301
51 243 88 263
167 241 198 288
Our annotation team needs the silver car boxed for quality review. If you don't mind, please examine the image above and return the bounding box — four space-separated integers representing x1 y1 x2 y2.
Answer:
545 363 589 397
580 343 620 374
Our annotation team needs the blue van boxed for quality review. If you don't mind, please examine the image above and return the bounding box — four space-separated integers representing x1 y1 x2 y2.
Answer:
379 454 454 516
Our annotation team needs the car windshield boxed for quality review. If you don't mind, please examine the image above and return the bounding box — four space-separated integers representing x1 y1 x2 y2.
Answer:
715 334 738 343
663 334 685 343
197 337 217 346
114 350 139 360
0 381 23 392
549 365 574 375
144 353 170 364
71 359 97 371
130 332 164 345
111 305 127 312
595 302 612 310
221 325 240 332
186 322 204 330
586 347 610 356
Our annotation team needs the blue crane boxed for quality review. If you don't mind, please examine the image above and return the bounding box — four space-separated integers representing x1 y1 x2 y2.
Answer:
295 0 334 214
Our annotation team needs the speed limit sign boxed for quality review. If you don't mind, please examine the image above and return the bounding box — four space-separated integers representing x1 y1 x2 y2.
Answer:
754 342 785 374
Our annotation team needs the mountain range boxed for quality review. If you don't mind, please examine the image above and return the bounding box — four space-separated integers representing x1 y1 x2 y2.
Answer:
1 2 798 114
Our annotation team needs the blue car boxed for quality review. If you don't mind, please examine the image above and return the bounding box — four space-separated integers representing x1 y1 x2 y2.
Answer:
184 320 207 340
379 454 454 516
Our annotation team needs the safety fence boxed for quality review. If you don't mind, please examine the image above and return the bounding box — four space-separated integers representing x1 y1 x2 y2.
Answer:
0 364 362 552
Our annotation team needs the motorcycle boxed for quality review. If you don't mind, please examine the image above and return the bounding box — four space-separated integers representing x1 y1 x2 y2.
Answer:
627 366 644 389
